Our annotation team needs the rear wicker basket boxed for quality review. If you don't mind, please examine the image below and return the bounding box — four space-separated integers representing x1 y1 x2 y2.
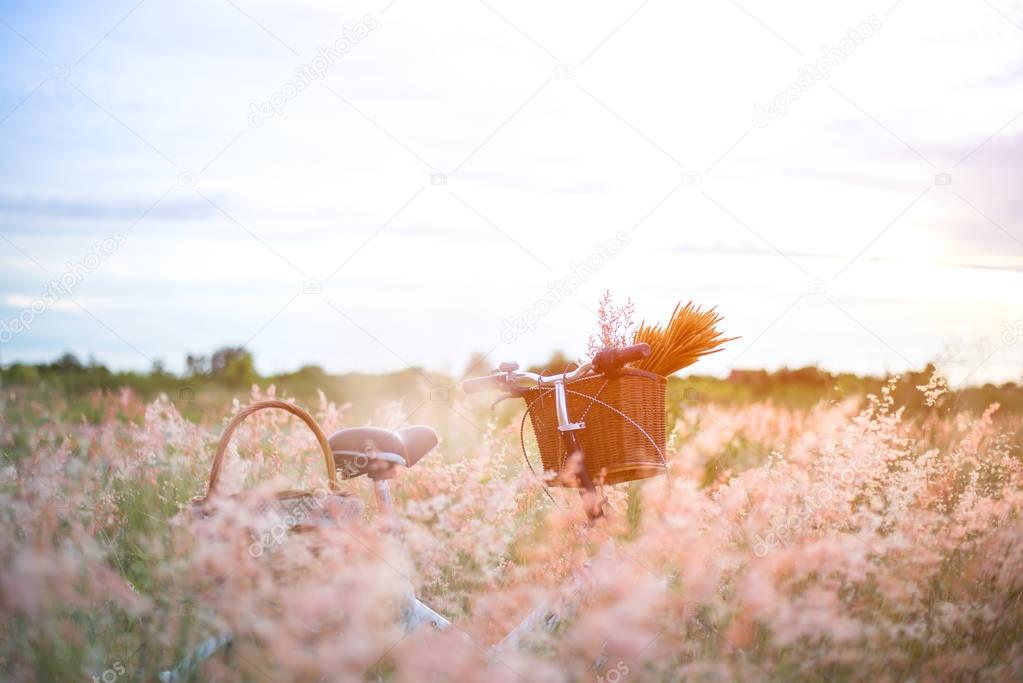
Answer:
523 368 666 486
193 400 361 530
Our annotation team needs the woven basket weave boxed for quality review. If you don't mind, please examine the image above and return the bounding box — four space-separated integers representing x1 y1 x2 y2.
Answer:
523 368 666 486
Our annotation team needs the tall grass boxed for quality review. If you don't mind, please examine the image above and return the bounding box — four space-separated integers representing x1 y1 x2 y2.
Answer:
1 376 1021 681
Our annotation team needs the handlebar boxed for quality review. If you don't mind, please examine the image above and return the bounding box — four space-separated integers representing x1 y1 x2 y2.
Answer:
462 374 509 394
461 342 651 395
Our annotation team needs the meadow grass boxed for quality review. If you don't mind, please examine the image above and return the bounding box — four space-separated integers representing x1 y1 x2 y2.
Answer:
1 372 1021 681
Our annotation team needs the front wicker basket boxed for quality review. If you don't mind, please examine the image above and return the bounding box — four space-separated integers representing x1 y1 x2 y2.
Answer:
523 368 666 486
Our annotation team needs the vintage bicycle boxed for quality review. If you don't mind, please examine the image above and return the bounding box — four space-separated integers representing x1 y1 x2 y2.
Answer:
161 342 666 681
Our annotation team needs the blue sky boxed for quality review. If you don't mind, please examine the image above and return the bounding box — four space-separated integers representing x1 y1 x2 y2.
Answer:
1 0 1021 383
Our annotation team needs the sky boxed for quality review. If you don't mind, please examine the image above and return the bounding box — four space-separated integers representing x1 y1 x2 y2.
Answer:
0 0 1021 385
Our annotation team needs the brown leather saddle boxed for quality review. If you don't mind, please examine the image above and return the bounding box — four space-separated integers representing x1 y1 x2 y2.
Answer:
329 425 438 480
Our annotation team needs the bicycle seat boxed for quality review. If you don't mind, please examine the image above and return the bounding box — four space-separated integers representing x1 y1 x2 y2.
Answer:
330 425 438 480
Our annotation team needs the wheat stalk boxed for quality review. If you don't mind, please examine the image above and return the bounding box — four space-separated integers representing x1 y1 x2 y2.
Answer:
631 302 738 377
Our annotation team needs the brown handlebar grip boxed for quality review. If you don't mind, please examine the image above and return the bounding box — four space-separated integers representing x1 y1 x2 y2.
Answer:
592 343 651 373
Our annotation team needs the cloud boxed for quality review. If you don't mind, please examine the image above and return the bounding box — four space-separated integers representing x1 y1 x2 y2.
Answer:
0 193 214 223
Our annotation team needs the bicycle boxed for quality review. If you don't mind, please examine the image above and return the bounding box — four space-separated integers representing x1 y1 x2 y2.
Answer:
161 342 656 681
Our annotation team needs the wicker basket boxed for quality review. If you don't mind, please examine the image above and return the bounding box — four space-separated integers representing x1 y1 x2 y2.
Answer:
194 399 362 529
523 368 666 486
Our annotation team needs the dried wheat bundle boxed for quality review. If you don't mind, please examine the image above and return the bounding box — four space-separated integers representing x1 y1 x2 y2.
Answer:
631 302 737 377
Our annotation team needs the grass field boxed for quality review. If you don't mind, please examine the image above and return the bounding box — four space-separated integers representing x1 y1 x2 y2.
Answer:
1 366 1022 681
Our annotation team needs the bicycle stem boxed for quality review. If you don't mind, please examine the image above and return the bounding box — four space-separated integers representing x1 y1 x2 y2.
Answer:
554 380 585 432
